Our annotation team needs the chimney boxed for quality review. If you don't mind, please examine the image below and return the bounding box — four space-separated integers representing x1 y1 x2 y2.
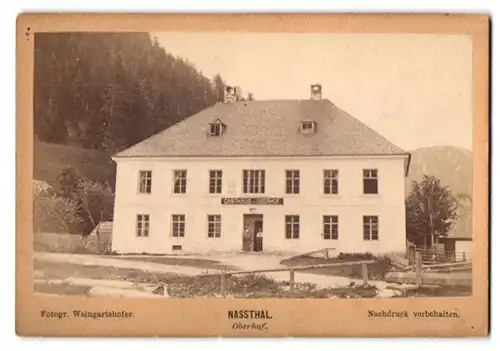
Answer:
224 86 236 103
310 84 322 100
234 86 242 101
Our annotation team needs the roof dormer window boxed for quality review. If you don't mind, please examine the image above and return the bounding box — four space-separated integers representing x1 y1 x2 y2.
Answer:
300 120 316 134
209 120 225 137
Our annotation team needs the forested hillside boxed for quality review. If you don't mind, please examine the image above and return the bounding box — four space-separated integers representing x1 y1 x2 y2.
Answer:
33 32 231 235
34 32 227 153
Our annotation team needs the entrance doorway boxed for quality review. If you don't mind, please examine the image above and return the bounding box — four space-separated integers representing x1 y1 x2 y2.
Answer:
242 214 263 252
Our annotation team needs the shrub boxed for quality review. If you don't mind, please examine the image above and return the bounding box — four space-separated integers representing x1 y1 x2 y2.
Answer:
33 192 83 233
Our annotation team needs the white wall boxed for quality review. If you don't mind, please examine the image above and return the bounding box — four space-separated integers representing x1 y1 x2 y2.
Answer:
111 155 407 255
455 240 473 259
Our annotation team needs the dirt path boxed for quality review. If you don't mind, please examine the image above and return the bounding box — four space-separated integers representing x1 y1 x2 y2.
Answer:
34 252 219 276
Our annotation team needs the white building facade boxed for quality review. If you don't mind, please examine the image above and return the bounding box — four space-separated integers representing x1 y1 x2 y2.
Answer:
111 86 411 256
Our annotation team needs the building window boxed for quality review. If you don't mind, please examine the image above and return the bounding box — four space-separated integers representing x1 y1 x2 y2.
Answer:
323 170 339 194
285 170 300 194
323 216 338 240
138 171 152 194
209 170 223 194
136 214 150 237
172 215 185 237
363 169 378 194
209 122 224 136
300 120 316 134
285 215 300 239
173 170 187 194
363 216 379 241
243 170 265 194
207 215 221 238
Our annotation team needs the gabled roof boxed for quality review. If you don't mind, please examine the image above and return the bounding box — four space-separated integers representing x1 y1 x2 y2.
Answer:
114 99 407 158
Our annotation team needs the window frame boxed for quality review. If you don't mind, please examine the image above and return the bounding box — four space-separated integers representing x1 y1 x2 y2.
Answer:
285 170 300 194
138 170 152 194
136 214 150 237
300 120 316 133
209 122 224 137
363 216 379 241
242 169 266 194
209 170 223 194
323 170 339 195
323 215 339 240
363 169 379 195
207 215 222 238
173 170 187 194
171 214 186 238
285 215 300 240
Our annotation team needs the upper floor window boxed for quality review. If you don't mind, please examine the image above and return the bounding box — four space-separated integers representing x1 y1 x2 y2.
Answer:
173 170 187 194
285 170 300 194
136 214 150 237
285 215 300 239
138 170 152 194
323 170 339 194
207 215 221 238
209 170 223 194
243 170 265 194
363 169 378 194
172 214 185 237
208 120 226 137
363 216 379 241
300 120 316 134
323 215 338 240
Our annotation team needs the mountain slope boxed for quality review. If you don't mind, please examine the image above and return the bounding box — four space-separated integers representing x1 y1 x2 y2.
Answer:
406 145 473 238
34 140 116 188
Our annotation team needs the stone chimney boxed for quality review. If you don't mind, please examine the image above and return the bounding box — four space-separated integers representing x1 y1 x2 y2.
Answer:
224 86 236 103
234 86 242 101
310 84 322 100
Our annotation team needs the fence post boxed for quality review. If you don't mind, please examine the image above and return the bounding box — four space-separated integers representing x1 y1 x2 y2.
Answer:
289 269 295 296
324 248 329 260
361 263 369 287
220 271 226 298
408 245 415 265
415 251 422 287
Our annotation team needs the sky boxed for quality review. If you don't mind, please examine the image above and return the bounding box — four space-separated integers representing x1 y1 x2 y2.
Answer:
154 32 473 151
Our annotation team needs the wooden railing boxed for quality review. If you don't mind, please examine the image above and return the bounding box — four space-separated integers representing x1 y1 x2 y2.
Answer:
387 251 472 287
214 260 377 297
411 248 472 264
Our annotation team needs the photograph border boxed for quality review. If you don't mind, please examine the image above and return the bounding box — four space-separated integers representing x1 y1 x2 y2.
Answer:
15 13 490 337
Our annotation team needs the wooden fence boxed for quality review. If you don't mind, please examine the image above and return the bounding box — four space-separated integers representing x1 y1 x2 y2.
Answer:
406 247 472 264
215 260 376 297
386 251 472 287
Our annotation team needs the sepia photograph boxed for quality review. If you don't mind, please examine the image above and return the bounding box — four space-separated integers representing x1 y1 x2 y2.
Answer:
32 31 474 300
15 13 489 337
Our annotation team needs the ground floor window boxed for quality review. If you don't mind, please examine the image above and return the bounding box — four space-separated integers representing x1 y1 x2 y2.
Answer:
172 214 185 237
207 215 221 238
136 214 150 237
363 216 379 240
323 215 338 240
285 215 300 239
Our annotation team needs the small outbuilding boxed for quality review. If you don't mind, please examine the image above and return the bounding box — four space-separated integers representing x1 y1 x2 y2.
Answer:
437 236 472 262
